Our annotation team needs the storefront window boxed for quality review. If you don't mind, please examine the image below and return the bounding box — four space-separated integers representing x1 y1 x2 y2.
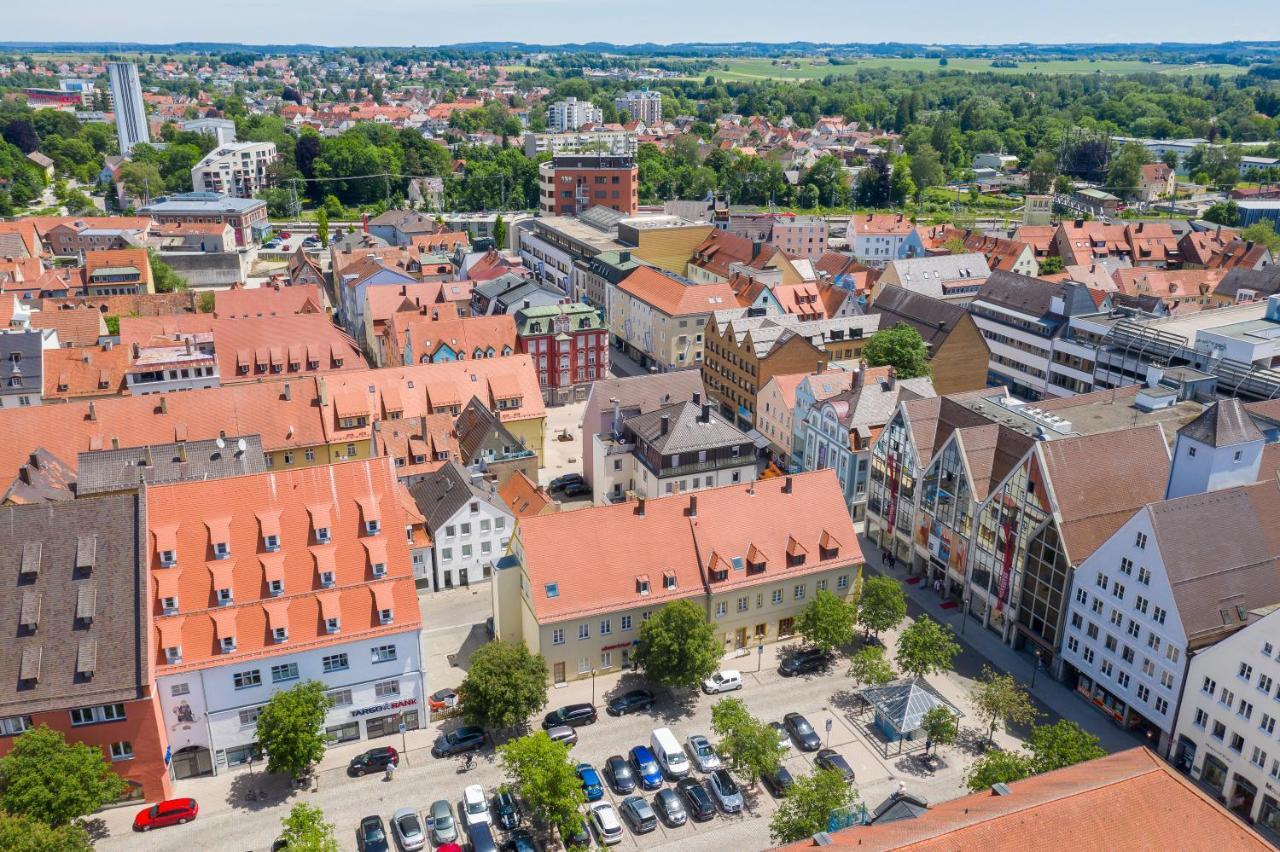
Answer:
1201 754 1229 794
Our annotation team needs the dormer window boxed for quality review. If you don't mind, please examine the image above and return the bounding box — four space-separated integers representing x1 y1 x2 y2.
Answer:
663 572 677 591
263 534 280 552
366 520 381 535
379 608 393 625
220 636 236 653
213 542 231 560
372 562 387 578
320 571 335 588
268 579 284 597
325 617 340 634
160 550 177 567
316 527 331 544
165 646 182 664
217 588 233 606
161 596 178 615
272 627 288 643
546 583 559 598
637 576 651 595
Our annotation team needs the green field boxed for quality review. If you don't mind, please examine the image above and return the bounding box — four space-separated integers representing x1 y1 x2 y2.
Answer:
711 56 1247 81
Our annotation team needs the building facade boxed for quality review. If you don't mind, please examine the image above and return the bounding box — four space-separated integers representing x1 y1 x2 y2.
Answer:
141 194 270 248
191 142 279 199
537 155 638 217
107 62 149 154
514 301 609 401
614 90 662 124
409 461 514 591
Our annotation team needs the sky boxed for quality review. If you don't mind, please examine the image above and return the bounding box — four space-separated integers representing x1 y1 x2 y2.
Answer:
6 0 1280 47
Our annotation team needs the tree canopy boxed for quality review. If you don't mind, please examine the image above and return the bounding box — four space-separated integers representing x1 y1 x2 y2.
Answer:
0 726 127 827
895 616 961 679
796 589 858 652
863 325 932 380
710 697 787 785
769 768 858 845
459 640 549 730
857 575 908 639
499 731 587 840
255 680 333 780
632 599 722 689
276 803 340 852
970 665 1039 746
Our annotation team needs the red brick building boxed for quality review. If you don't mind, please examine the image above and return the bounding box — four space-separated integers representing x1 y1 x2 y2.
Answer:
537 155 638 217
514 301 609 400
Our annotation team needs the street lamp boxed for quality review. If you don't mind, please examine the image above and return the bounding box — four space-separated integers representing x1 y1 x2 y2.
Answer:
960 593 970 636
1031 650 1043 688
591 668 597 707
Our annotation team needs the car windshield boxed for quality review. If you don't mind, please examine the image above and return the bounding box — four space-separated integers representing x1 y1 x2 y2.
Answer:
400 815 421 833
637 755 658 773
467 799 485 815
614 762 633 779
694 740 712 756
435 812 453 829
792 718 813 734
364 823 386 841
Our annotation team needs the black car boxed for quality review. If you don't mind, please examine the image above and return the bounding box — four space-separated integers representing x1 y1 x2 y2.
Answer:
357 815 389 852
564 816 592 850
432 725 486 757
761 765 795 798
675 777 715 822
815 748 855 783
347 746 398 777
503 828 538 852
493 789 522 830
543 703 598 729
561 482 591 499
784 712 821 751
778 647 834 677
653 788 687 827
604 754 636 794
606 689 655 716
549 473 584 492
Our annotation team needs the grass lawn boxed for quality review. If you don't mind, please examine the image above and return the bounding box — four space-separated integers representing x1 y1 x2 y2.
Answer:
711 57 1247 81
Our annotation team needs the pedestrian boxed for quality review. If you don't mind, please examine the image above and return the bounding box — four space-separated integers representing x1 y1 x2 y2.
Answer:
385 758 396 781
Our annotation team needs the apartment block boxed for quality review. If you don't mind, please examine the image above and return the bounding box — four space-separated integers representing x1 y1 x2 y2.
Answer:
191 142 279 199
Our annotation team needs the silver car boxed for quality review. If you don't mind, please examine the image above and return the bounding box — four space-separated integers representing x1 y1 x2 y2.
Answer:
392 807 426 851
684 734 722 773
429 799 458 845
708 769 744 814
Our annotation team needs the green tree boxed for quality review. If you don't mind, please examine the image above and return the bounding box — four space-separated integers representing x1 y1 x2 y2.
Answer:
970 665 1039 746
920 706 959 756
276 803 339 852
1036 255 1064 275
458 640 549 730
315 206 329 248
1106 142 1150 199
1202 200 1240 226
147 249 188 293
895 617 960 679
710 697 786 786
768 768 858 844
1027 720 1105 773
632 598 722 689
864 324 932 380
0 813 91 852
943 236 967 254
493 213 507 248
198 291 215 313
846 645 895 689
499 731 586 840
118 159 163 201
795 589 857 653
965 748 1034 791
889 160 916 206
0 726 127 827
909 145 945 194
1242 220 1280 254
1027 150 1058 194
856 575 907 640
255 680 332 780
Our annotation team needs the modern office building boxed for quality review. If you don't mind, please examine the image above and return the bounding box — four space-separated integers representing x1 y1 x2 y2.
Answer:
106 62 150 154
537 155 638 217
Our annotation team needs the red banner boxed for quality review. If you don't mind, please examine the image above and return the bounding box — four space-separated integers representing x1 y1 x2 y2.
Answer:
995 514 1017 613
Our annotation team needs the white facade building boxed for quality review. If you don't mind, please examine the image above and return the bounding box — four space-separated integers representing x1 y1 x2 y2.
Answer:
614 90 662 124
156 630 425 770
410 462 514 591
191 142 279 199
107 62 149 154
546 98 602 132
182 117 237 145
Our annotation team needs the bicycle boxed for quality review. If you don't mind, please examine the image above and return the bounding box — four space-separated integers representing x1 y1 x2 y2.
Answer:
462 753 475 771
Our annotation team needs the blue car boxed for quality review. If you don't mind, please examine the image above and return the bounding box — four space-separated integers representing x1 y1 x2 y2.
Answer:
628 746 663 790
577 762 604 801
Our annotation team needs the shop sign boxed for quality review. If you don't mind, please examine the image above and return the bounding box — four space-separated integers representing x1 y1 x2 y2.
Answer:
350 697 418 718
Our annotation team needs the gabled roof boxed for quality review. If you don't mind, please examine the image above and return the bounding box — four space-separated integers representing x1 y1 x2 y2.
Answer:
870 285 973 348
27 305 106 346
76 435 266 496
408 460 508 532
455 396 526 463
0 447 75 506
624 399 750 455
858 677 961 735
1214 266 1280 301
497 470 557 519
616 267 737 316
214 284 324 319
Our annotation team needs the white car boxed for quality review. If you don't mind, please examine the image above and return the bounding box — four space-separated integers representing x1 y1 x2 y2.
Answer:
702 669 743 694
588 801 624 846
462 784 491 827
770 721 793 751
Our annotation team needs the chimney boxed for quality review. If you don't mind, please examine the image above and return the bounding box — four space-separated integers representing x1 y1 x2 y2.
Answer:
184 337 193 355
688 494 697 517
317 376 328 406
783 476 793 494
283 382 292 401
610 397 621 434
143 446 154 467
17 466 30 485
131 342 140 358
524 299 531 309
158 396 168 414
1074 218 1084 228
659 415 670 435
701 403 711 423
110 437 119 450
27 452 39 469
886 366 897 389
1136 222 1144 233
636 497 646 517
177 442 187 463
88 401 97 421
692 391 701 405
751 240 764 259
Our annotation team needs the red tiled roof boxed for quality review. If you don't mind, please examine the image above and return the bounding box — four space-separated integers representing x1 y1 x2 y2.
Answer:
386 312 516 366
617 267 737 317
214 284 324 319
42 345 128 400
28 306 105 346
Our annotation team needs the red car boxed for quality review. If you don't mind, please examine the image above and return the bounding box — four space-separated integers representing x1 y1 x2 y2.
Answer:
133 798 198 831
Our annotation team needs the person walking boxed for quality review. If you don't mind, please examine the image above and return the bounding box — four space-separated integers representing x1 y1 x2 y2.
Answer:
385 758 396 781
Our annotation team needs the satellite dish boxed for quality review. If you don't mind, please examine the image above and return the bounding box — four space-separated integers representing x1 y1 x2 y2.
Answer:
236 438 247 453
215 437 226 449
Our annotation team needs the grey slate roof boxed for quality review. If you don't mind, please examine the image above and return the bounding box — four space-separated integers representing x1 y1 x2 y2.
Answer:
624 400 750 455
870 285 973 349
0 330 44 401
710 309 880 358
973 271 1095 319
408 460 508 532
584 371 705 431
75 435 266 496
822 371 937 433
1215 267 1280 301
1178 399 1265 449
0 494 148 715
455 397 525 464
886 252 991 297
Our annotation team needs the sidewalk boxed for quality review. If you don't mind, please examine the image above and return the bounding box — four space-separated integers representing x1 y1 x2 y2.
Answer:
858 534 1148 755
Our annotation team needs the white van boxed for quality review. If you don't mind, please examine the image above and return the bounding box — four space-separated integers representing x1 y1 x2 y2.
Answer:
651 727 690 779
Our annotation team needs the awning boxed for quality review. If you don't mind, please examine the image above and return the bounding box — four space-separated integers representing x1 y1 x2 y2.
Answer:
743 428 772 450
209 608 238 640
208 560 235 592
363 538 388 571
370 581 396 613
154 570 181 600
156 616 185 649
317 590 342 622
255 510 282 542
152 524 179 556
262 599 290 632
259 552 286 587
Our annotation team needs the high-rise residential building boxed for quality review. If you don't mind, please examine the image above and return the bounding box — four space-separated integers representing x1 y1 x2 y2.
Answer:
545 97 602 132
614 90 663 124
106 62 149 154
190 142 279 198
536 154 637 217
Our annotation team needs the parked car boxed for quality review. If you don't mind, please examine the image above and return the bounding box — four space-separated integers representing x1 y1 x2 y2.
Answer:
547 725 578 748
628 745 663 790
653 788 687 827
561 482 591 498
467 822 498 852
133 798 198 831
357 815 389 852
815 748 855 783
651 727 690 779
675 777 715 822
587 802 624 846
577 763 604 801
619 795 658 834
707 769 744 814
428 688 458 711
432 725 486 757
769 722 793 751
428 799 458 845
392 807 427 851
549 473 584 492
702 669 743 694
543 703 598 729
604 754 636 794
348 746 398 776
564 816 592 850
278 231 291 239
685 734 722 773
607 689 654 716
503 828 538 852
784 712 822 751
778 647 834 677
462 784 491 827
493 789 522 830
761 765 795 798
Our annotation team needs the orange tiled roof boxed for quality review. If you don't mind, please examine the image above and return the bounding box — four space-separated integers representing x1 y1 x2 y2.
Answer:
617 267 738 317
145 458 421 673
517 470 860 623
214 284 324 319
851 213 916 237
386 312 516 366
497 470 557 519
27 305 106 346
410 231 471 253
42 344 129 400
